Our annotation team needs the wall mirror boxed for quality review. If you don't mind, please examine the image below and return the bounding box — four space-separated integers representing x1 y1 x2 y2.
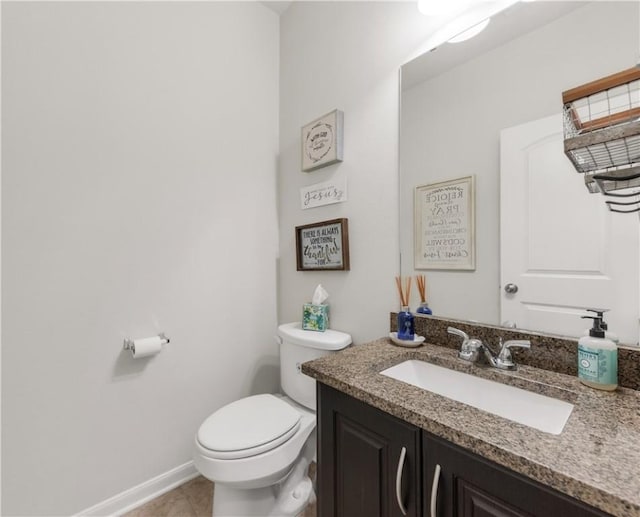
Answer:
399 1 640 344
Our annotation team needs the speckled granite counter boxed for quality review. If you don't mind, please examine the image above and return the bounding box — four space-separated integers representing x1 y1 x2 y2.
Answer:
302 338 640 517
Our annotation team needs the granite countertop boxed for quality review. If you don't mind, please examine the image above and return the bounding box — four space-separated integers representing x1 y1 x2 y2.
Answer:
302 338 640 517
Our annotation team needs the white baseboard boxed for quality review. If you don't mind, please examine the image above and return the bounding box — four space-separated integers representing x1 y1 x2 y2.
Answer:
75 461 199 517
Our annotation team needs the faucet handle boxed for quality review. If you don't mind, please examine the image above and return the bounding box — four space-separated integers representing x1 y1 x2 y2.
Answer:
448 327 483 362
447 327 469 342
501 339 531 352
496 339 531 369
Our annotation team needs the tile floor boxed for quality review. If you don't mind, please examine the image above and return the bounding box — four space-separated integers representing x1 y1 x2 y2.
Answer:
123 476 213 517
123 471 317 517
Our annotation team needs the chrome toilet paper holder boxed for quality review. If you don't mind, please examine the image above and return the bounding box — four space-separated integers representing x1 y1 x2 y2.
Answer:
123 332 171 351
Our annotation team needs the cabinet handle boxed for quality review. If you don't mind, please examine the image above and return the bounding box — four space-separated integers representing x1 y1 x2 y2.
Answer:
430 463 441 517
395 446 408 516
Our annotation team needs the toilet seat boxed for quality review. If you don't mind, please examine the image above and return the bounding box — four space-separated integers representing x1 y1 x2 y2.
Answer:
194 394 316 490
197 394 302 460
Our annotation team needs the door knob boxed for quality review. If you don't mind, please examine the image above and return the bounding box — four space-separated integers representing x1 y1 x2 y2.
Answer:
504 283 518 294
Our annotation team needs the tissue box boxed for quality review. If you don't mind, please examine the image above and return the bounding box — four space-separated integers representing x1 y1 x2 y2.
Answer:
302 303 329 332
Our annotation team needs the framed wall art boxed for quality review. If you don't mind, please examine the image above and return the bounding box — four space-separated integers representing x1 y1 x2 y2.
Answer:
295 218 350 271
414 176 475 270
301 109 344 172
300 178 348 210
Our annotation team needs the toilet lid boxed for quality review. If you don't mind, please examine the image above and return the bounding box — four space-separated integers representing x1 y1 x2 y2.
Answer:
197 394 301 459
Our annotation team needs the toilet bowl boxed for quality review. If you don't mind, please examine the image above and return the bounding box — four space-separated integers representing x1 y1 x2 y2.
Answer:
194 394 315 489
193 323 352 516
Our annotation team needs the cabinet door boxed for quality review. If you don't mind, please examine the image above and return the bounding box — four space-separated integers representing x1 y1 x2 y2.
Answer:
317 383 421 517
423 432 611 517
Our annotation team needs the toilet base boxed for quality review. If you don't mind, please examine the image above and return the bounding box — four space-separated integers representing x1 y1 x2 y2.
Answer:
213 484 277 516
212 456 313 517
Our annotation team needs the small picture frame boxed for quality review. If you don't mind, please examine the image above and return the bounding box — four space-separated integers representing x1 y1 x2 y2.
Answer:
414 176 475 270
301 109 344 172
295 218 350 271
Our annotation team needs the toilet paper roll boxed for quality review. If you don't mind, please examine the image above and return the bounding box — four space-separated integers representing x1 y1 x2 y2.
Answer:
131 336 163 358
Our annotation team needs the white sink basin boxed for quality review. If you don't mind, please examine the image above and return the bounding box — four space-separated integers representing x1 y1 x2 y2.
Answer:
380 360 573 435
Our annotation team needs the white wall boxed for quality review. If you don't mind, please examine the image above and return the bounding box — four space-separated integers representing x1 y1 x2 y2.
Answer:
1 3 279 515
278 2 438 344
400 1 640 325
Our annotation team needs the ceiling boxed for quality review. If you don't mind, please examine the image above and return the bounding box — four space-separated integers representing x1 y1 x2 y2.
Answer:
402 1 586 91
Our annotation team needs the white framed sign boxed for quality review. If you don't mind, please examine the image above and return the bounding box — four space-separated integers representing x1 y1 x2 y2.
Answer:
414 176 475 270
301 109 344 172
300 178 348 210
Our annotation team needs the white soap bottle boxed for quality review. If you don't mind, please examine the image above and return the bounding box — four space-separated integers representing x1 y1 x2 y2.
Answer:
578 315 618 391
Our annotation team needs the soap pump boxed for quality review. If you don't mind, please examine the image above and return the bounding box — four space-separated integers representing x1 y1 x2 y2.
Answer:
583 309 619 345
578 314 618 391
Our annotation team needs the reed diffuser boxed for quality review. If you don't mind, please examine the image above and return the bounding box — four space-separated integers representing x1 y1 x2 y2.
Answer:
395 276 415 340
415 275 432 315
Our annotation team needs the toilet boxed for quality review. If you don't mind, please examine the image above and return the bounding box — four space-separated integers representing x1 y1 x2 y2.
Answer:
193 322 352 516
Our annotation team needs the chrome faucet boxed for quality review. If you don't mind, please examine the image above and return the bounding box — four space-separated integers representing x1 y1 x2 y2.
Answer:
447 327 531 371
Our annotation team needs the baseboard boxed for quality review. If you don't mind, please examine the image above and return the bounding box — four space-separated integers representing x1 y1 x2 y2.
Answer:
75 461 199 517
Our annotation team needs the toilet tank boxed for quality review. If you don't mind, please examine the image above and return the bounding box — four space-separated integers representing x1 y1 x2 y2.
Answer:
277 322 352 410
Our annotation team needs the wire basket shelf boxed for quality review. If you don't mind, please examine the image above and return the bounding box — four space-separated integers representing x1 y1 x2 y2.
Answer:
563 67 640 194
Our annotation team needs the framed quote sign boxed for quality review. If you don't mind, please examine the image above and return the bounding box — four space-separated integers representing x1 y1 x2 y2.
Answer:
300 178 348 210
295 218 350 271
301 109 344 172
414 176 475 270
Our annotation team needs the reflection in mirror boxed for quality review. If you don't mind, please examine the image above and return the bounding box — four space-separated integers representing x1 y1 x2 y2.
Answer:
400 1 640 344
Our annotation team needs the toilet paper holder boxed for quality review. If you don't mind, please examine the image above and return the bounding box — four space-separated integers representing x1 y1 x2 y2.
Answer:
123 332 171 351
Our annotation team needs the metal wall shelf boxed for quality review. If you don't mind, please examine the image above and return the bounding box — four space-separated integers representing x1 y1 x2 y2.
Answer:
563 66 640 210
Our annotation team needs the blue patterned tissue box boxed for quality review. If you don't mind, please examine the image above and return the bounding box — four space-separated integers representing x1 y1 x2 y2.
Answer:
302 304 329 332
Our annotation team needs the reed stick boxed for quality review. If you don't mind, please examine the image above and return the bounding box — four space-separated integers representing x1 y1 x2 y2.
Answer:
405 277 412 307
395 276 405 306
416 275 427 302
395 276 412 307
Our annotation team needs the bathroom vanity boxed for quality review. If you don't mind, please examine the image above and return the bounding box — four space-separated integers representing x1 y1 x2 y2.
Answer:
303 336 640 517
317 383 608 517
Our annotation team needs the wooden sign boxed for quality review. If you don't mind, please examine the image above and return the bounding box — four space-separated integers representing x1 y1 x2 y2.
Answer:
300 178 348 210
301 109 344 172
295 218 350 271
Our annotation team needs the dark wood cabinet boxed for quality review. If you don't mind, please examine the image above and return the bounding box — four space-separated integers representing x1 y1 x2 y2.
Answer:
317 381 612 517
317 383 422 517
423 432 610 517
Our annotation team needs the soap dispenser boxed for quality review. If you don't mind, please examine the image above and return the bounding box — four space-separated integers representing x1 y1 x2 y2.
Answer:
578 314 618 391
583 309 619 345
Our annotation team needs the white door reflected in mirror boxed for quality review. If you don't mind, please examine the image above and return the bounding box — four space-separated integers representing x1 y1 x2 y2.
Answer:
500 114 639 344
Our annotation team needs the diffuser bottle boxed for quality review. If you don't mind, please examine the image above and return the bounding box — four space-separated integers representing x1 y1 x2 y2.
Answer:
397 306 415 340
578 315 618 391
416 302 432 315
395 277 415 340
415 275 432 315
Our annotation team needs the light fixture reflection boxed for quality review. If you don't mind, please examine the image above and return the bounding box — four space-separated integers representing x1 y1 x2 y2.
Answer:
447 18 491 43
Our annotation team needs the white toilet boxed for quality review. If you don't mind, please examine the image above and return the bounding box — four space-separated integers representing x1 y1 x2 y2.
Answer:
193 322 352 517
